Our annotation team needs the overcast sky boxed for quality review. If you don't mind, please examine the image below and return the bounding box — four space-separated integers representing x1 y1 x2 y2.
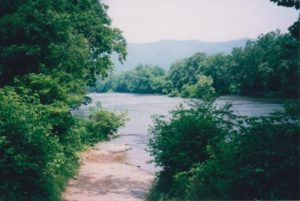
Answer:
103 0 299 43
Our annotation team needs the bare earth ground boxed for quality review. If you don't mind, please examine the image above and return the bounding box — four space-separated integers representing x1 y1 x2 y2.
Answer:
62 142 155 201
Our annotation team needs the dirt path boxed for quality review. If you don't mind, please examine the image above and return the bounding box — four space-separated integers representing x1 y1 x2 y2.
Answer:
62 142 155 201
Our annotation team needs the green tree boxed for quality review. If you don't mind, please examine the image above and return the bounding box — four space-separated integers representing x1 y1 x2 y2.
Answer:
147 101 235 200
166 31 298 98
147 100 300 201
181 75 215 98
175 106 300 200
168 53 207 92
0 0 126 87
230 31 299 97
0 88 79 201
95 65 168 94
0 1 127 200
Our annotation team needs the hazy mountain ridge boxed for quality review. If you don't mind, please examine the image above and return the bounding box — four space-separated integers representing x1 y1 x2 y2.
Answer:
112 38 250 71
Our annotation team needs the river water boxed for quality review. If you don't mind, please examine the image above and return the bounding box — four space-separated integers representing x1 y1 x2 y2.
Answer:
75 93 284 174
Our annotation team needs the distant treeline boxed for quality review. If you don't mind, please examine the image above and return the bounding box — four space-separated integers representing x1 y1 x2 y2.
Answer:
94 31 299 98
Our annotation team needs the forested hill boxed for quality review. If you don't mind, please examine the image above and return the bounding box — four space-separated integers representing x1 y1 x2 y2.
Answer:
112 39 249 71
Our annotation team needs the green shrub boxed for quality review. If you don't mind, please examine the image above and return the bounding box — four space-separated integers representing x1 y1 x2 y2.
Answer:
0 88 78 201
14 73 86 108
148 100 300 200
175 110 299 200
168 90 179 97
0 87 126 201
147 100 235 199
79 109 126 145
222 114 299 199
180 75 215 98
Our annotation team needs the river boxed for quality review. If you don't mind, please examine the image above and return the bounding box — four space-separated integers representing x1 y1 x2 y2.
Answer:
75 92 284 174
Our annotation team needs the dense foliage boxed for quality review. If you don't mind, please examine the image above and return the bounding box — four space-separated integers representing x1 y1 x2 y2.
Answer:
94 65 172 94
147 100 300 200
0 88 125 201
0 0 126 200
169 31 299 98
0 0 126 87
96 31 299 98
78 108 126 145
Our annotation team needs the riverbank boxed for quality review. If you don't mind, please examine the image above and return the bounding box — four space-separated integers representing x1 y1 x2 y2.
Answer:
64 93 285 201
62 141 155 201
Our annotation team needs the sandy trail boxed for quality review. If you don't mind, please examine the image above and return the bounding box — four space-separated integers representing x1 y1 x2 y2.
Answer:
62 142 155 201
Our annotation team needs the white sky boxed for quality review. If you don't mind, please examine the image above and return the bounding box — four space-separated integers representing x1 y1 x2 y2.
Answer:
102 0 299 43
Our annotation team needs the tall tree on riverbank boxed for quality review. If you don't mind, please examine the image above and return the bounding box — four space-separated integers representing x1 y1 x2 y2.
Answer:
165 31 299 98
0 0 127 87
0 1 127 200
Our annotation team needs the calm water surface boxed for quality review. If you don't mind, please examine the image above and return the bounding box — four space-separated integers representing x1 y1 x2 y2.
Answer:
76 93 284 173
